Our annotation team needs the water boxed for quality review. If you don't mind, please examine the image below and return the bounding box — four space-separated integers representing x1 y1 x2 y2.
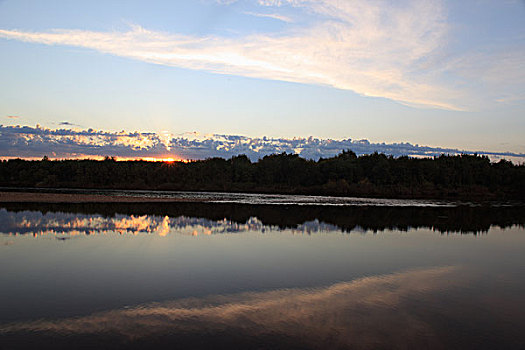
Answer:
0 187 484 206
1 196 524 349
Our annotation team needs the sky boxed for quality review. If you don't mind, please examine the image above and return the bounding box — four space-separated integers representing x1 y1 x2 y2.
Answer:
1 0 524 160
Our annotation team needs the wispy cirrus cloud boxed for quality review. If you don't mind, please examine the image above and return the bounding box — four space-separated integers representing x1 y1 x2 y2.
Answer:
1 125 523 162
243 11 293 22
0 0 464 110
1 1 523 110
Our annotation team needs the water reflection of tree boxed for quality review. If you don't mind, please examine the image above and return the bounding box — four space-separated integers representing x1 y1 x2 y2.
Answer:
2 203 524 235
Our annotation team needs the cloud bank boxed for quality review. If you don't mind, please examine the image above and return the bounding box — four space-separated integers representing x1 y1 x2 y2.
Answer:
1 125 523 162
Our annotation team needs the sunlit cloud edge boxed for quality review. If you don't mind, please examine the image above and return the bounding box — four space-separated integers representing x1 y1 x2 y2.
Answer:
1 125 524 163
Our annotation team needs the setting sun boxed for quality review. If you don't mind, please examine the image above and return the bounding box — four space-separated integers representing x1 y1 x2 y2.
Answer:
114 156 187 163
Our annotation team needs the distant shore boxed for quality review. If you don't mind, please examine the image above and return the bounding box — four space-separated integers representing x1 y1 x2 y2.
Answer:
0 191 194 203
1 154 523 200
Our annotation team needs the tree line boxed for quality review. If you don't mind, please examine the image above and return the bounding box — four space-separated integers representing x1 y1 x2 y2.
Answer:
1 151 524 199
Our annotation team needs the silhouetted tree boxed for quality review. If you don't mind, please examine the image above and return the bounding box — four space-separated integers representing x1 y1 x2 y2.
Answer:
0 152 523 199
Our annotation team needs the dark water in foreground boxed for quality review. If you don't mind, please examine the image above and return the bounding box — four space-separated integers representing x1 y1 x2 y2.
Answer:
1 195 525 349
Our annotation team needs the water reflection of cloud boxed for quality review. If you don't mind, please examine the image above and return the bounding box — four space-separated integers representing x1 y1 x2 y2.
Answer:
0 266 470 348
3 205 521 237
0 209 346 237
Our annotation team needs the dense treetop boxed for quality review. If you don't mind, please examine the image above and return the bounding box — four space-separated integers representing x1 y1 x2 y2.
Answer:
1 152 524 199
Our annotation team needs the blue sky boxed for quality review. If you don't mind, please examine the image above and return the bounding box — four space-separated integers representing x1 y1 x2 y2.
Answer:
1 0 524 158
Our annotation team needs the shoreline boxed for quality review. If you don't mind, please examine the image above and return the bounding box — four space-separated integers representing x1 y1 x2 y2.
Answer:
0 191 195 203
0 189 521 205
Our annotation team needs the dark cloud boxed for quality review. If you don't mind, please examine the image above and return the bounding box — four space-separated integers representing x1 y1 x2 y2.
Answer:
58 121 81 127
0 125 523 162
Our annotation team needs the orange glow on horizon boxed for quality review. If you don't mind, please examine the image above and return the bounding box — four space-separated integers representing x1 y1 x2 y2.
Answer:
135 157 182 163
0 155 189 163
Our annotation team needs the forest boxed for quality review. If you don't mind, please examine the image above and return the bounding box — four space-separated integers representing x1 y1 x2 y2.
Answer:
1 151 524 199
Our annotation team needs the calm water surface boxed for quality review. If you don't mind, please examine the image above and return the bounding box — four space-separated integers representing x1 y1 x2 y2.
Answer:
1 195 524 349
